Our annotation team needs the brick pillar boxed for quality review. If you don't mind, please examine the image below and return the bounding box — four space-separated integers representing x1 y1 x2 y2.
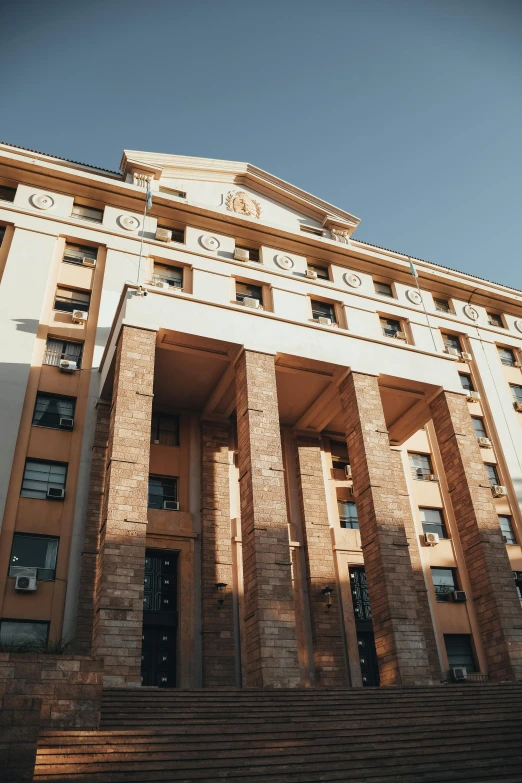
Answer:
235 350 300 688
339 372 435 686
92 325 156 687
295 436 348 686
73 401 110 655
430 390 522 681
201 419 236 686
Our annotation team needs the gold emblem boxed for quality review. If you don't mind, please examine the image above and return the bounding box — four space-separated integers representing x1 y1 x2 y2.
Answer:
226 191 261 218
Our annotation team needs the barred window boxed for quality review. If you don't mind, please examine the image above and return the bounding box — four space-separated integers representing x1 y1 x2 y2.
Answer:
499 515 517 545
71 203 103 223
148 475 178 509
498 347 516 366
374 281 393 297
420 508 448 539
409 452 433 480
43 338 83 368
236 282 262 304
151 414 179 447
311 300 336 323
434 298 451 313
63 242 98 266
431 567 457 602
153 264 183 288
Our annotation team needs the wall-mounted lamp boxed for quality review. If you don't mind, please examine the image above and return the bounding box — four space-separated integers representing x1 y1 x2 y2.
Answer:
215 582 228 609
322 586 333 610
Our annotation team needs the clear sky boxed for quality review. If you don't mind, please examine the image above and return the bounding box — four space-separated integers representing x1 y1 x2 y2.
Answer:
1 0 521 288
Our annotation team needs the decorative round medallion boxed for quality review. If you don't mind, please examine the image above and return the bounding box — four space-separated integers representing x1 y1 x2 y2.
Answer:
118 214 140 231
463 304 479 321
344 272 362 288
515 320 522 334
200 234 220 251
274 254 294 270
406 288 422 305
31 193 54 210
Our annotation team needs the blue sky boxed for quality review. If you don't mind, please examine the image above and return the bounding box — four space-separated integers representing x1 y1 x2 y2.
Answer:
1 0 521 287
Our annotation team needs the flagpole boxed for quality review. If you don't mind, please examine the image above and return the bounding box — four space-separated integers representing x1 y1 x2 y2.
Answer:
408 257 438 352
136 179 152 286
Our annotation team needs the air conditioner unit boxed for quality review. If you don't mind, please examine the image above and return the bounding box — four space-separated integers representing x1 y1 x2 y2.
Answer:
82 257 96 267
155 227 172 242
428 474 440 482
59 359 78 372
477 437 492 448
344 465 352 479
317 316 332 325
424 532 440 546
47 487 65 500
15 568 37 592
242 297 260 309
59 416 74 430
466 391 481 402
153 439 160 445
72 310 88 323
445 347 460 357
153 280 171 290
234 248 250 262
163 500 179 511
452 666 468 682
514 401 522 412
395 331 407 340
513 361 522 369
451 590 467 603
491 485 507 498
306 269 318 280
460 352 473 362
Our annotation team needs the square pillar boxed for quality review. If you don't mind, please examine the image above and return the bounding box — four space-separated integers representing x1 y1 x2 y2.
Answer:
92 325 156 687
430 390 522 681
339 372 437 686
295 435 348 686
200 419 236 686
235 350 300 688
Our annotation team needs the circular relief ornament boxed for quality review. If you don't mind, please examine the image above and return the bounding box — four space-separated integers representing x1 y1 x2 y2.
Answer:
31 193 54 210
118 214 140 231
463 304 479 321
515 320 522 334
274 254 294 270
344 272 362 288
200 234 220 251
406 288 422 305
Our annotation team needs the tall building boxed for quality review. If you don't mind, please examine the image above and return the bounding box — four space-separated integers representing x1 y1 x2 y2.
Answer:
0 141 521 691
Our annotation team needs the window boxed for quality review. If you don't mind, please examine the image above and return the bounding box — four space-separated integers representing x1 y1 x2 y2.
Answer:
300 225 324 237
442 333 462 353
514 572 522 607
71 203 103 223
409 452 433 480
153 264 183 288
499 515 517 545
374 281 394 297
43 338 83 368
434 297 452 313
9 534 58 581
311 299 336 323
471 417 487 439
157 225 185 244
148 475 178 509
236 245 260 263
54 288 91 314
0 620 49 647
459 374 474 392
151 414 179 447
21 459 67 500
485 463 500 486
498 347 516 366
510 385 522 403
444 634 476 672
0 185 16 202
331 441 349 470
431 567 457 602
487 312 504 328
338 500 359 529
32 393 76 429
236 281 263 305
63 242 97 266
159 186 186 198
0 226 5 245
380 317 402 338
420 508 448 539
308 263 329 280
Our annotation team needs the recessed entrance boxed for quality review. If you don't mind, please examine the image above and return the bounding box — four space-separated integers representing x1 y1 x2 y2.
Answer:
141 549 178 687
349 566 380 687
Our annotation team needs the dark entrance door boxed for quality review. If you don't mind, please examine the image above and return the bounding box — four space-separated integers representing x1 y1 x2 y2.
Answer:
349 566 380 687
141 549 178 687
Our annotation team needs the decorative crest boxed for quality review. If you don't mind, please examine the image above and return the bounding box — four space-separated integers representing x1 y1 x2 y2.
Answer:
226 191 261 218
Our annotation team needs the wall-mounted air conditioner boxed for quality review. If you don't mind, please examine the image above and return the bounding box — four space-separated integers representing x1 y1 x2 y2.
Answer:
317 316 332 326
460 352 473 362
445 347 460 357
423 532 440 546
234 248 249 262
153 280 171 290
451 590 467 603
163 500 179 511
478 437 492 448
72 310 88 324
82 257 96 267
155 228 172 242
395 331 407 340
491 485 507 498
306 269 318 280
15 568 38 592
514 401 522 413
466 391 481 402
344 465 352 479
243 297 260 309
59 359 78 372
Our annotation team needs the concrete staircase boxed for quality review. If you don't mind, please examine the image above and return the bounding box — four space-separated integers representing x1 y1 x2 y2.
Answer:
34 685 522 782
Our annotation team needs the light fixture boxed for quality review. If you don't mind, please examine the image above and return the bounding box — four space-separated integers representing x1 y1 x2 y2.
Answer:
322 586 333 610
215 582 228 609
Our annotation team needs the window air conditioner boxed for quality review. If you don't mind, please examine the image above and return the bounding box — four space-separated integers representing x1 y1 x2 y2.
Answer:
344 465 352 479
59 359 78 372
47 487 65 500
466 391 481 402
163 500 179 511
445 347 460 357
243 297 260 309
452 666 468 681
72 310 88 323
424 532 440 546
317 316 332 326
306 269 318 280
234 248 250 262
82 257 96 267
514 401 522 413
15 568 38 592
428 474 440 482
155 227 172 242
460 352 473 362
395 331 407 340
59 416 74 430
478 437 492 448
451 590 467 603
491 485 507 498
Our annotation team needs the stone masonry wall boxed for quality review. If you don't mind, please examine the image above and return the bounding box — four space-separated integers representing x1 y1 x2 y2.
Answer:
430 390 522 681
295 436 347 686
235 350 300 688
339 372 435 686
92 325 156 687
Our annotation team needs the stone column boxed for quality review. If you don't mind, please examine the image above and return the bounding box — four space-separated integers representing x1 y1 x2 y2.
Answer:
295 435 348 686
339 371 436 686
92 325 156 687
200 419 236 686
235 350 300 688
430 390 522 681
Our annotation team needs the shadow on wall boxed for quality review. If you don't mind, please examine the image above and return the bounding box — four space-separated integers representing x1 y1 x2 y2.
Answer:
12 318 40 334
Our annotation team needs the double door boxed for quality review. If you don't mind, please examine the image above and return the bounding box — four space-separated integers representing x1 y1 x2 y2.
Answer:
141 549 178 687
349 566 380 687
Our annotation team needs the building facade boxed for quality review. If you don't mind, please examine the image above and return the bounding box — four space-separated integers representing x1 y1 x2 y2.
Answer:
0 142 521 689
